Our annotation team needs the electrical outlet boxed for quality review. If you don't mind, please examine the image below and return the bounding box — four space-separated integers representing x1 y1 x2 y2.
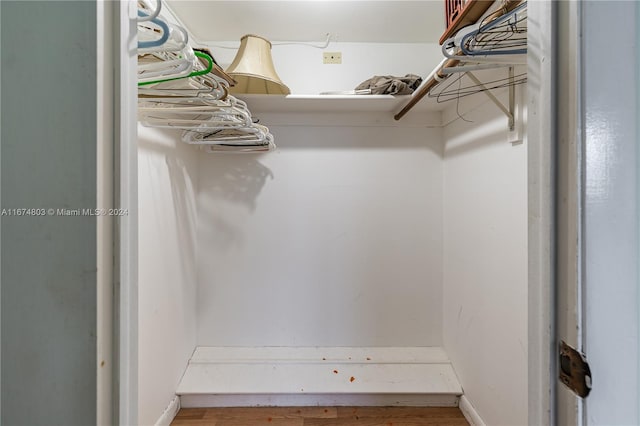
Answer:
323 52 342 64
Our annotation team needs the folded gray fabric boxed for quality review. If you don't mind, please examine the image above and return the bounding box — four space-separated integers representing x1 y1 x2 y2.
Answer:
355 74 423 95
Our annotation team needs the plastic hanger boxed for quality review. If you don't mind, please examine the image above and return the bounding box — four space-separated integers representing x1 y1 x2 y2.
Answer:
138 104 253 130
138 49 195 83
138 93 254 129
200 137 276 153
137 0 161 22
138 51 213 86
138 21 188 54
134 6 275 153
137 11 170 49
138 81 229 107
182 124 273 146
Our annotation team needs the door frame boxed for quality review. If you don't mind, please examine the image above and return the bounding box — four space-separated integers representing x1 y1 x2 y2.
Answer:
97 0 116 424
112 1 139 425
528 1 558 425
554 1 584 425
546 2 640 425
112 1 567 424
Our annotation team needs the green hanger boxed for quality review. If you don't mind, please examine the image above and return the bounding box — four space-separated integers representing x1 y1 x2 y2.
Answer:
138 50 214 86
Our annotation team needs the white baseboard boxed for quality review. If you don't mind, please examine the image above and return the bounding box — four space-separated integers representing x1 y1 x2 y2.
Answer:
154 395 180 426
459 395 486 426
180 393 459 408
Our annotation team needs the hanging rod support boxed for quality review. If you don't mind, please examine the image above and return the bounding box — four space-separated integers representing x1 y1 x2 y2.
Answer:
508 66 515 131
466 67 515 131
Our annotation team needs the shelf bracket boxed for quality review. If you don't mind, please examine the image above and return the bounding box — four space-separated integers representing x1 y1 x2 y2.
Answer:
466 67 515 131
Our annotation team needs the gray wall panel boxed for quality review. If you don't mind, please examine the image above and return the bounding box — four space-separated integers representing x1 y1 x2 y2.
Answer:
1 1 97 425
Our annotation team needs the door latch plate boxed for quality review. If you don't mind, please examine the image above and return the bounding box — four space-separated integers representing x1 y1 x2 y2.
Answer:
559 340 592 398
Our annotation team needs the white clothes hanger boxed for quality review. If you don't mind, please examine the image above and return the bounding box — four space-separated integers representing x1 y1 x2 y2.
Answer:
138 85 254 130
182 124 274 147
183 123 271 143
138 21 188 54
138 48 196 83
138 74 220 98
135 0 277 153
138 101 254 129
140 71 231 100
200 141 276 153
137 0 162 22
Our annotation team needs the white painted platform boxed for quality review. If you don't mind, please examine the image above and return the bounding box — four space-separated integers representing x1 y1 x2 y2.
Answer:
177 347 462 407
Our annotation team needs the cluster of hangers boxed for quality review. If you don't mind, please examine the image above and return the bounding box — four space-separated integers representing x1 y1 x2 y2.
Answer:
136 0 275 153
435 1 527 102
395 0 527 120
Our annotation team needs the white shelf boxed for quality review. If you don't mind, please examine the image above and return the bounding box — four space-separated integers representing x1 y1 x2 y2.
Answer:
177 346 462 407
235 94 443 115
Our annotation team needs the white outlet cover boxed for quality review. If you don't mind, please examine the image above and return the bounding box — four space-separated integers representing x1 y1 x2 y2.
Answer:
323 52 342 64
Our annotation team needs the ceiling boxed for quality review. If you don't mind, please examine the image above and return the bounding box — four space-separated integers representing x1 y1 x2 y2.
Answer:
166 1 446 43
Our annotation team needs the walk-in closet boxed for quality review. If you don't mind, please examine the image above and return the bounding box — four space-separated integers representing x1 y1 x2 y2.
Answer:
136 1 529 425
3 1 640 425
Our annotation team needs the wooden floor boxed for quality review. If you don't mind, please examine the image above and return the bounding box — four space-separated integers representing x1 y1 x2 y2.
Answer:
171 407 470 426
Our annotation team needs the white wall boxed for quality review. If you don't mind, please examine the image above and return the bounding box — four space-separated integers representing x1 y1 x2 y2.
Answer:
442 87 528 425
138 125 199 425
195 118 444 347
205 41 442 94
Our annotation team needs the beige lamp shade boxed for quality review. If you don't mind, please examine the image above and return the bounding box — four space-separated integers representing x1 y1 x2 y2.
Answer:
225 34 291 95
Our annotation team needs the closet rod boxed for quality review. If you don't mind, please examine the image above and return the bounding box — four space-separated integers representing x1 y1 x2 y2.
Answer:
393 57 459 121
